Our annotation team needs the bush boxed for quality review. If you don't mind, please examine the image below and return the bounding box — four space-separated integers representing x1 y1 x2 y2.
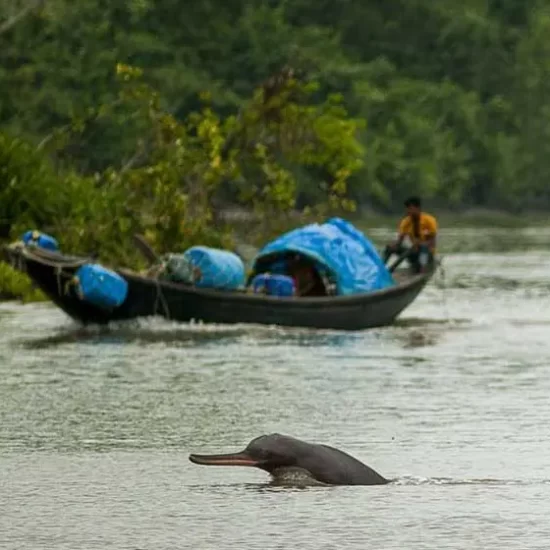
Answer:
0 261 46 303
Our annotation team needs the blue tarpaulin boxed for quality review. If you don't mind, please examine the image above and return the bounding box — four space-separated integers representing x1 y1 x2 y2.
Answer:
252 217 395 295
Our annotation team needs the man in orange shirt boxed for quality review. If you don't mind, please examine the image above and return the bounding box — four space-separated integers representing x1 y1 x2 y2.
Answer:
382 196 438 273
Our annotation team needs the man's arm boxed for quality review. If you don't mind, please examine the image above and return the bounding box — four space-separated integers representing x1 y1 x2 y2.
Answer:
422 217 438 250
392 218 407 247
423 233 436 250
393 233 405 247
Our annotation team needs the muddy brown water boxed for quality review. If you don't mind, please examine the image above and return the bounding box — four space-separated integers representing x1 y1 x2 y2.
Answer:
1 227 550 549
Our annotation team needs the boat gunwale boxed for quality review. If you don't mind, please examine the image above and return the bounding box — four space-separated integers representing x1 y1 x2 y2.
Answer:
2 243 435 308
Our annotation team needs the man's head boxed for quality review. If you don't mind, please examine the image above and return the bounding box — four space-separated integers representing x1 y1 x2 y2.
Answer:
404 196 421 217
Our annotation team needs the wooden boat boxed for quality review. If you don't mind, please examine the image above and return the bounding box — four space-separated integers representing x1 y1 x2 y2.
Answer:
1 241 436 331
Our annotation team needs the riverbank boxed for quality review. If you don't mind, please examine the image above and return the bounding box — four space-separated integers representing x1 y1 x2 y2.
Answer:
354 208 550 230
223 207 550 232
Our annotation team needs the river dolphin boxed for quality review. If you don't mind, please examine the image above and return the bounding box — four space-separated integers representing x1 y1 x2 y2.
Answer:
189 433 390 486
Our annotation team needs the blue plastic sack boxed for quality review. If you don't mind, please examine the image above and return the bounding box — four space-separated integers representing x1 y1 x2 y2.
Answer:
183 246 245 290
21 230 59 251
251 273 296 297
75 264 128 309
252 217 394 296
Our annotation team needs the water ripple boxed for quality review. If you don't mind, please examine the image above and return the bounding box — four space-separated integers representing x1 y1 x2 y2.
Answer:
2 246 550 549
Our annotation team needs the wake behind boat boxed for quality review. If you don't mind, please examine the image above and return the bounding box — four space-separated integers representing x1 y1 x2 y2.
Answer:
1 218 436 331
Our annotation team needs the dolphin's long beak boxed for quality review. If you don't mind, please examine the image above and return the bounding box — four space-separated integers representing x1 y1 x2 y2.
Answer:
189 450 259 467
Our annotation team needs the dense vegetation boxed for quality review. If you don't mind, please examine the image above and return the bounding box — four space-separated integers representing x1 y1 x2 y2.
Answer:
1 0 549 300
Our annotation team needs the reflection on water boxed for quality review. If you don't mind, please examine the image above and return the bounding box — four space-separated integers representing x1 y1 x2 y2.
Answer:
18 323 260 349
15 322 372 351
7 312 478 354
2 227 550 549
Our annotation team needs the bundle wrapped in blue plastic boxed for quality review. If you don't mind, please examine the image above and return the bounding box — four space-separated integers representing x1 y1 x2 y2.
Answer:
251 273 296 297
74 264 128 309
21 230 59 251
252 217 394 296
183 246 245 290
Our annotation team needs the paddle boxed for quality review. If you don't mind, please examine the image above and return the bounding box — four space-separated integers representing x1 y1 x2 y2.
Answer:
387 249 413 273
132 233 159 265
132 233 249 266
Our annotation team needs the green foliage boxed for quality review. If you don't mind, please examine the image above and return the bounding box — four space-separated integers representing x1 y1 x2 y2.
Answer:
104 63 364 250
0 133 57 237
1 0 550 246
0 262 46 302
1 58 365 301
494 7 550 209
349 64 487 208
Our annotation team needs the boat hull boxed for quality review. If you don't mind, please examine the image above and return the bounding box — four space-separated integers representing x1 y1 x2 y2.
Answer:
2 245 435 331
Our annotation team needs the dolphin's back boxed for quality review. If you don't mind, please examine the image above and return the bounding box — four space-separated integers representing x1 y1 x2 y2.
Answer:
245 433 389 486
301 443 389 485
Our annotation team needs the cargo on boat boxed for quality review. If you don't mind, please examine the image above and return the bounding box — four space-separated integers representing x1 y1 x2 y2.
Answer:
1 219 436 330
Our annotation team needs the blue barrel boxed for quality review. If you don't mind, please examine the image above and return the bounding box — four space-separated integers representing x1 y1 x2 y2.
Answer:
74 264 128 309
252 273 296 297
182 246 245 290
21 230 59 251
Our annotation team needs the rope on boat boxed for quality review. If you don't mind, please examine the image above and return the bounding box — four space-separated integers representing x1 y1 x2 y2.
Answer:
153 277 171 320
6 241 91 298
8 241 90 269
7 242 27 274
8 241 172 318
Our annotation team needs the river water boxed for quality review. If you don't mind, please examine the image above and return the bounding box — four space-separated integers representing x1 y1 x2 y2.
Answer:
1 227 550 549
